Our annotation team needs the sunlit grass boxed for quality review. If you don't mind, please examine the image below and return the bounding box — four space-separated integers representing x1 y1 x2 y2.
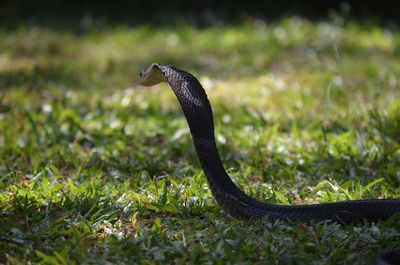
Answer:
1 17 400 264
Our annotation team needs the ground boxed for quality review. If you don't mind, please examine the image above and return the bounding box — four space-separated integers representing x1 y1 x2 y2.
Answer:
1 16 400 264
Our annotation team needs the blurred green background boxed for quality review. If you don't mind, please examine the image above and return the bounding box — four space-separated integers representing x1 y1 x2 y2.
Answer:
1 1 400 264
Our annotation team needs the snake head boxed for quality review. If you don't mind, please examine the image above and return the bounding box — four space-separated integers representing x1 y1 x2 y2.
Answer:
139 63 167 86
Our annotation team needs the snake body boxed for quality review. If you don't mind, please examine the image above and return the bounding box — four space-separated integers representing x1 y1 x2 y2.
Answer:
139 63 400 224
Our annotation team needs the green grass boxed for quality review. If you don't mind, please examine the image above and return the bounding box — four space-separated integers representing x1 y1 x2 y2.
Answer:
1 16 400 264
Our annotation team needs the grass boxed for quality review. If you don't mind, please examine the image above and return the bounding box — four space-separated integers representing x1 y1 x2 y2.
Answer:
1 16 400 264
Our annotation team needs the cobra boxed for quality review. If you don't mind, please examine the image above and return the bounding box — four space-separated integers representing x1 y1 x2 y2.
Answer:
139 63 400 264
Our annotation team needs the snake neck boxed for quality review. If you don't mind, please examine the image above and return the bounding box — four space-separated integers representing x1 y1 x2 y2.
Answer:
158 65 264 218
157 65 228 177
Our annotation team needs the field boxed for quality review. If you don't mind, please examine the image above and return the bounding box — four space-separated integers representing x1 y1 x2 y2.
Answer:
1 16 400 264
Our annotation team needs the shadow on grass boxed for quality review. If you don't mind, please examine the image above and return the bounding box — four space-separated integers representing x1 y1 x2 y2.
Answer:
1 1 400 31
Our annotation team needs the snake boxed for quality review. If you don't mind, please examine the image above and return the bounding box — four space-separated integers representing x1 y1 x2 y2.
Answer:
139 63 400 223
138 63 400 263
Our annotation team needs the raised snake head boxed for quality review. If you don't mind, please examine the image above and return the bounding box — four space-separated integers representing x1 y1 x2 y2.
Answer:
139 63 167 86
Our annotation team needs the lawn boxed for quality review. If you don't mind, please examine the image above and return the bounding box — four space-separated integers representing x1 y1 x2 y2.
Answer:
1 15 400 264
